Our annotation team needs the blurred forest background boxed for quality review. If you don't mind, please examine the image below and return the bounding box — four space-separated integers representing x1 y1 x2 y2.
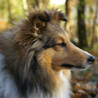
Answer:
0 0 98 97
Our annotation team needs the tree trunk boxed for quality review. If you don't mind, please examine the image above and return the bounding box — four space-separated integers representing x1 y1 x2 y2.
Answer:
7 0 13 23
40 0 48 8
23 0 28 15
35 0 39 7
77 0 87 48
91 4 98 48
65 0 74 34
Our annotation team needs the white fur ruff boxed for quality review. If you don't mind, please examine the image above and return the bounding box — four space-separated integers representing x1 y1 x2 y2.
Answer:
0 53 71 98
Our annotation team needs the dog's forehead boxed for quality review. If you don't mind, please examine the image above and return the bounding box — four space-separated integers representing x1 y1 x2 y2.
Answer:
47 23 66 34
46 22 70 41
57 31 70 42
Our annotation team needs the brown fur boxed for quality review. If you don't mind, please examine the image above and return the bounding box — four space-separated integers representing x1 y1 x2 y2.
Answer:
0 8 95 98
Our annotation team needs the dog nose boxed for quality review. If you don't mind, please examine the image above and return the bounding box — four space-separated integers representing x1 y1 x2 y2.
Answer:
87 55 95 64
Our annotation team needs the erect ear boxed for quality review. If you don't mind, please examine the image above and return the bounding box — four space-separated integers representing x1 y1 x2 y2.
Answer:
34 12 51 29
50 10 68 22
56 11 68 22
58 12 68 21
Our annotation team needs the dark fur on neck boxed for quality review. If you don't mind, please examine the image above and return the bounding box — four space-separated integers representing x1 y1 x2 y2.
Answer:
0 8 68 97
4 49 55 97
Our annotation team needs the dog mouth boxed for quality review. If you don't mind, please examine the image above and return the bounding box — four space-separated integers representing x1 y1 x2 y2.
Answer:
61 64 86 69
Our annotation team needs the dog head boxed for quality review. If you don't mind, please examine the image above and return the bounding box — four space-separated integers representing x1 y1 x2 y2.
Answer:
14 9 95 73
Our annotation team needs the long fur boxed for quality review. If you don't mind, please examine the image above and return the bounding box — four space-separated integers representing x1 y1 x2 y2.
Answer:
0 9 71 98
0 53 71 98
0 8 83 98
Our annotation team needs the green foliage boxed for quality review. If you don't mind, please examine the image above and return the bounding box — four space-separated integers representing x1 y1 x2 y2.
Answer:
0 0 7 18
11 0 25 20
0 0 98 51
57 4 65 13
97 26 98 38
0 0 25 21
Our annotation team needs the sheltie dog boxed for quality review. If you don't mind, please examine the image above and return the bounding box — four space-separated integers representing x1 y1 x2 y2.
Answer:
0 8 95 98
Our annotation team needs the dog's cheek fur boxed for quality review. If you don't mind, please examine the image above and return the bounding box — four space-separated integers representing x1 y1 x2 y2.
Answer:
0 9 72 98
36 49 71 95
12 48 56 96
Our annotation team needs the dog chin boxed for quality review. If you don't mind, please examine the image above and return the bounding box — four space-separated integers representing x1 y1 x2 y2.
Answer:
71 67 87 71
61 63 92 71
71 65 91 71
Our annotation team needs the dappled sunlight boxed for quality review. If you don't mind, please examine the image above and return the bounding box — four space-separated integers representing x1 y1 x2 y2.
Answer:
50 0 65 5
0 0 98 98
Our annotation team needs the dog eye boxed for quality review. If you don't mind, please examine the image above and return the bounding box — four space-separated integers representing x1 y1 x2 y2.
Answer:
57 42 66 47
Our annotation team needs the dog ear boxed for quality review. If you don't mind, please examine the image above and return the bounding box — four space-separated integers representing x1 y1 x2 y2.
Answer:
57 11 68 22
58 12 68 22
34 12 51 29
50 10 67 22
